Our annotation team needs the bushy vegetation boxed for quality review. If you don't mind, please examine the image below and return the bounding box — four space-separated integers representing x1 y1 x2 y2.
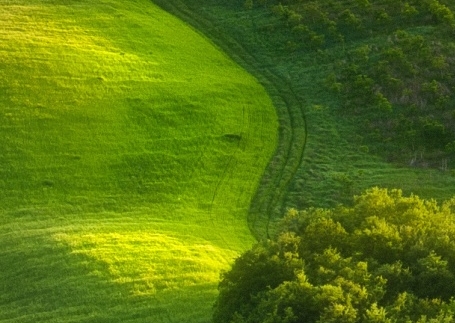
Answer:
214 188 455 323
252 0 455 167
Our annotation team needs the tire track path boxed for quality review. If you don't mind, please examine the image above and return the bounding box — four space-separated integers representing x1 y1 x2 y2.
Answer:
152 0 307 240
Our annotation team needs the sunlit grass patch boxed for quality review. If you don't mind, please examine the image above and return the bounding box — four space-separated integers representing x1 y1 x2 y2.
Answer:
54 231 238 295
0 0 277 322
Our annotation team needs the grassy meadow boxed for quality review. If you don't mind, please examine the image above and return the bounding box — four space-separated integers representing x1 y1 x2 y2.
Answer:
0 0 277 322
160 0 455 221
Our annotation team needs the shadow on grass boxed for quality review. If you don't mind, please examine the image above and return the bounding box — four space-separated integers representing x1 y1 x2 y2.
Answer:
0 232 192 323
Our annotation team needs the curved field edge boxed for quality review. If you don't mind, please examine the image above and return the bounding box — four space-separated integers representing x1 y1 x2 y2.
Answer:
154 0 455 213
0 1 277 322
152 0 308 239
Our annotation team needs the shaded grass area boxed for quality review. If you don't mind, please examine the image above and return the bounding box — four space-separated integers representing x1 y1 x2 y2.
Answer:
0 0 277 322
159 0 455 226
0 214 238 322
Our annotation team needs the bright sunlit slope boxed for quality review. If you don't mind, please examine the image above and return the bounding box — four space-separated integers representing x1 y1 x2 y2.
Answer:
0 0 277 322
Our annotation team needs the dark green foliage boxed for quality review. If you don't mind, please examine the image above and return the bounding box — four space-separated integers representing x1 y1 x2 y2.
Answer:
214 188 455 323
333 28 455 163
252 0 455 166
264 0 455 42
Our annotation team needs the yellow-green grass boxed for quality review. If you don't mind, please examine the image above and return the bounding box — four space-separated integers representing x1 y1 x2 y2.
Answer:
0 0 277 322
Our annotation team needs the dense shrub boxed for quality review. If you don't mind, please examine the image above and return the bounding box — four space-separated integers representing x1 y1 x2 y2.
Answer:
332 29 455 164
214 188 455 323
250 0 455 166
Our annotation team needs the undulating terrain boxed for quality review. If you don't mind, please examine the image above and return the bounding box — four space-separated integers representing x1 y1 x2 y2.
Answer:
0 0 277 322
157 0 455 226
3 0 455 321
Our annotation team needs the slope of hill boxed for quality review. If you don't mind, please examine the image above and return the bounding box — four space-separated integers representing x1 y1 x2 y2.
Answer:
0 0 277 322
157 0 455 226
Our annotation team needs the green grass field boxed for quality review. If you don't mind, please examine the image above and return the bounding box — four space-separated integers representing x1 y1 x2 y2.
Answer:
162 0 455 217
0 0 277 322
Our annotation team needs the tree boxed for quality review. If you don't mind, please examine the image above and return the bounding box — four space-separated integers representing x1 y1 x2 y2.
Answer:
213 188 455 323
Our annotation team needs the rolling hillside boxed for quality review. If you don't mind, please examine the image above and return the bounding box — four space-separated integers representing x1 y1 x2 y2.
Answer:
159 0 455 222
0 0 277 322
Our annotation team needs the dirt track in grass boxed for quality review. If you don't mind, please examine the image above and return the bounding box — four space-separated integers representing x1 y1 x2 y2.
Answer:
152 0 308 240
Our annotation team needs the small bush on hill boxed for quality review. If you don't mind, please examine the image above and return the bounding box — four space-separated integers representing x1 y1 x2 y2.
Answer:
248 0 455 167
214 188 455 323
331 29 455 165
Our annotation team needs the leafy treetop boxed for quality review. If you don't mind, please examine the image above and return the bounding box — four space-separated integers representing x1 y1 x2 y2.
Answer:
214 188 455 323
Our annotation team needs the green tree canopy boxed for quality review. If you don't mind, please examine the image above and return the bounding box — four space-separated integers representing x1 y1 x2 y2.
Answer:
213 188 455 323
